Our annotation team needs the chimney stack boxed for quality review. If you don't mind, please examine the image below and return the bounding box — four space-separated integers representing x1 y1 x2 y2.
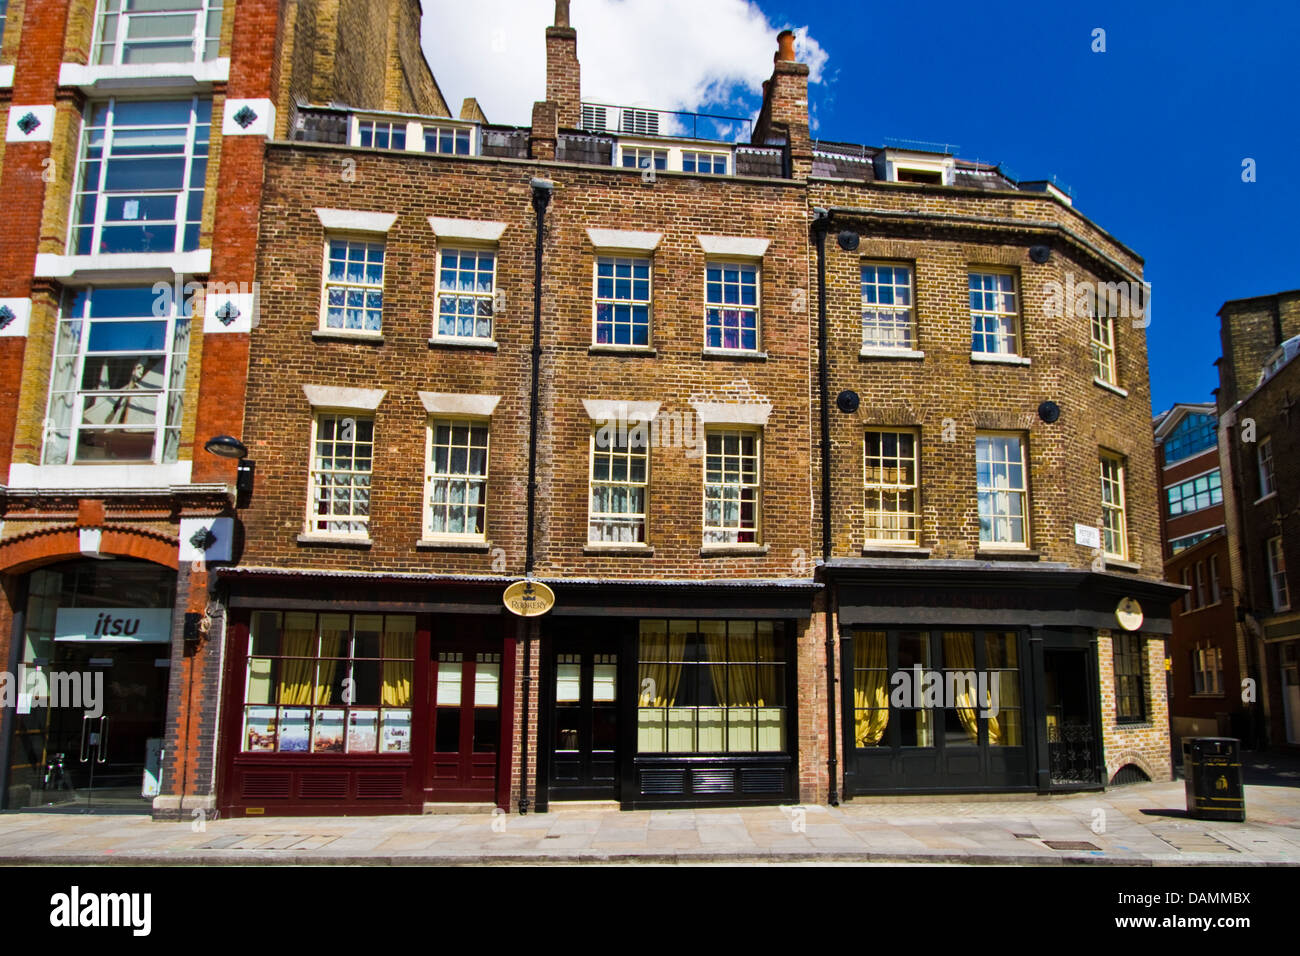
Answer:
546 0 582 129
753 29 811 180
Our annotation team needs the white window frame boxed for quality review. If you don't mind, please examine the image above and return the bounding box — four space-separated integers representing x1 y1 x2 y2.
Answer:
1258 436 1276 499
433 245 497 344
860 262 916 351
92 0 224 67
353 116 407 150
588 428 649 544
976 431 1029 548
1181 566 1193 614
703 427 761 545
1209 554 1222 605
1194 561 1207 608
1091 306 1117 385
422 121 476 156
1268 536 1290 612
704 258 761 353
319 235 385 334
1100 451 1128 560
614 140 733 175
618 145 667 172
306 412 374 537
681 150 729 175
42 284 192 466
968 269 1020 356
69 96 210 256
424 417 490 542
863 428 920 546
593 255 652 348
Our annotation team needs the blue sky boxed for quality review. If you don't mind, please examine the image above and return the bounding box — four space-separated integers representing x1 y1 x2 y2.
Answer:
427 0 1298 414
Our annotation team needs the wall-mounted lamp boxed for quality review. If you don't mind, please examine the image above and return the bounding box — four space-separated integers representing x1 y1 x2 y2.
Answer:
204 435 254 507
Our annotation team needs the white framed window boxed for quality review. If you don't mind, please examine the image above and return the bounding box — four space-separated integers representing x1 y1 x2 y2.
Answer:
321 237 384 333
864 429 919 545
589 429 648 543
1258 436 1276 498
1191 642 1224 696
425 418 489 540
968 270 1019 355
1100 451 1128 560
619 146 667 171
704 428 760 544
355 118 406 150
1268 536 1290 611
1166 469 1222 517
434 247 496 342
593 256 651 347
43 284 191 465
1181 567 1193 614
976 432 1028 546
682 150 727 175
705 261 759 352
860 263 915 351
307 413 373 536
93 0 224 66
70 97 211 255
1194 561 1207 608
1091 306 1117 384
1209 554 1222 604
423 123 473 155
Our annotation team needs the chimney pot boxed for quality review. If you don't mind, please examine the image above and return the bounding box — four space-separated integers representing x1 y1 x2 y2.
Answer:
555 0 570 28
777 29 797 62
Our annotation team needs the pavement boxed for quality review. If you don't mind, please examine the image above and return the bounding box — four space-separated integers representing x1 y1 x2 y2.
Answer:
1 761 1297 865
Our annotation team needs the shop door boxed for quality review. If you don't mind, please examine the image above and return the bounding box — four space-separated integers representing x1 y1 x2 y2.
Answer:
1044 649 1101 787
548 649 619 800
1281 643 1300 745
428 648 500 801
26 644 169 813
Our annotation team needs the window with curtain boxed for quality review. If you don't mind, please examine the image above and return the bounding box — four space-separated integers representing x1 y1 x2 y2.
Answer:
425 418 488 539
703 428 760 544
864 428 919 544
1113 633 1146 723
321 237 384 333
308 413 373 536
860 263 915 350
435 247 496 341
705 261 759 351
636 619 786 754
43 285 191 465
976 432 1028 546
594 256 651 346
242 612 415 754
589 428 647 543
94 0 224 65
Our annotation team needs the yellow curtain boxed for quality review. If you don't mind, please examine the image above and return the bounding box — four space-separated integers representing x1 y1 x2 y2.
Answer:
854 631 889 746
278 620 317 706
942 632 979 742
756 624 778 705
382 618 415 707
985 632 1021 746
703 621 731 704
313 618 349 704
638 627 684 706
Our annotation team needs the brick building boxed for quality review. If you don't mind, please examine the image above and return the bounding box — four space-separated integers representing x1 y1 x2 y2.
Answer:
1216 290 1300 749
1153 402 1251 753
201 4 1180 817
0 0 441 815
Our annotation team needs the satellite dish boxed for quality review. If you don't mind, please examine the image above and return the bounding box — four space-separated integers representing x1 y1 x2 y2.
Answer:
836 390 861 414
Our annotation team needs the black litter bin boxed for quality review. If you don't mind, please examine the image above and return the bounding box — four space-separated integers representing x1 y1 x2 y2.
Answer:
1182 737 1245 822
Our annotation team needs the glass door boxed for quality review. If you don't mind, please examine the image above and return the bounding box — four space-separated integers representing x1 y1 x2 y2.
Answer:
427 647 500 801
549 649 619 799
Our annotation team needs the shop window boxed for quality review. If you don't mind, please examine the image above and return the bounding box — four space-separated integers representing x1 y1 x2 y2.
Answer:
976 432 1028 547
70 97 211 255
1100 451 1128 560
593 256 651 346
434 247 496 342
1113 633 1146 723
860 263 915 351
241 612 415 755
93 0 224 66
43 285 191 465
704 261 760 352
1191 643 1224 696
321 237 385 333
589 428 648 543
636 620 786 754
703 427 760 544
425 418 489 540
307 413 373 536
863 428 919 545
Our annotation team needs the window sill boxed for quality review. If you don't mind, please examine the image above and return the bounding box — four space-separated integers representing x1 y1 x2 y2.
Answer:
1093 377 1128 398
975 548 1040 561
1189 693 1227 700
297 533 372 549
702 348 767 361
700 543 770 557
862 545 929 558
428 336 498 351
1254 491 1277 505
583 543 655 556
1104 557 1142 572
417 538 492 552
1115 720 1152 729
860 347 924 360
313 329 384 345
589 344 657 357
970 352 1031 366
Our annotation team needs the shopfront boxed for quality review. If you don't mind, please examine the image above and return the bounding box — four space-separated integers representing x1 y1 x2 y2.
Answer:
2 559 175 813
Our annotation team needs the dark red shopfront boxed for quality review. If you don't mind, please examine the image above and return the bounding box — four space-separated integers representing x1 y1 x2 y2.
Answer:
218 578 516 817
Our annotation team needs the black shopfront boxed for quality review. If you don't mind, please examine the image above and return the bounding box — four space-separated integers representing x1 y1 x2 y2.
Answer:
830 562 1179 797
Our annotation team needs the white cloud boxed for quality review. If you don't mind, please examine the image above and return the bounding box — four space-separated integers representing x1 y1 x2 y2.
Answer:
420 0 827 128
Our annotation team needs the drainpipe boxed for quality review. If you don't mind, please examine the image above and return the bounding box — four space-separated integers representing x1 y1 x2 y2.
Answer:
812 207 838 805
519 177 553 814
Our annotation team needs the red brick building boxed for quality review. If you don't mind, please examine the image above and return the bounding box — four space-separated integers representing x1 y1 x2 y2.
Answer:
0 0 442 816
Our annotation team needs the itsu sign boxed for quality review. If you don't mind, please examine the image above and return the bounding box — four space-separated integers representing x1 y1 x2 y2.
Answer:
55 608 172 643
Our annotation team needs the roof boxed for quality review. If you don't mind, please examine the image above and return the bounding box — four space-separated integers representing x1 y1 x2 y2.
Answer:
1153 402 1217 440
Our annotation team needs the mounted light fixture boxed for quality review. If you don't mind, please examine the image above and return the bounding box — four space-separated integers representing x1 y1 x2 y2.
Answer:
204 435 254 507
203 435 248 459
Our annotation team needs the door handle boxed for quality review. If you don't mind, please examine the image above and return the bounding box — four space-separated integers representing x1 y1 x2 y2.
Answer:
97 716 109 764
79 714 93 763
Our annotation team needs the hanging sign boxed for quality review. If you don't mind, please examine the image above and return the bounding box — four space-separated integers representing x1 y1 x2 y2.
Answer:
503 579 555 617
1115 597 1144 632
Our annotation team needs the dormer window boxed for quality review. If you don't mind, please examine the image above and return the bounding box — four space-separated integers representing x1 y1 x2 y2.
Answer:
896 168 941 185
424 123 472 155
357 119 406 150
878 149 955 186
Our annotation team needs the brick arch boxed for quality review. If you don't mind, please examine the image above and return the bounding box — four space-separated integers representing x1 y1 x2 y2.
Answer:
0 526 179 576
1106 749 1158 783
